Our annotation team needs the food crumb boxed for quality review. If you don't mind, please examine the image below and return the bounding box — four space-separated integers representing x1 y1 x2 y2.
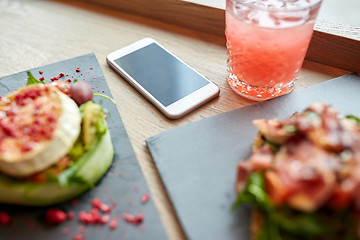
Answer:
122 212 144 225
45 209 67 225
109 218 118 229
62 227 71 235
91 198 102 209
67 211 75 219
141 193 150 204
99 203 111 213
39 71 43 74
76 67 81 72
50 76 59 81
73 233 85 240
100 214 110 224
0 212 11 225
78 225 86 233
39 77 45 81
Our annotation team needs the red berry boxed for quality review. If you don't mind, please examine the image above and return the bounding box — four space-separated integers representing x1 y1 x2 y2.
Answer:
45 209 67 225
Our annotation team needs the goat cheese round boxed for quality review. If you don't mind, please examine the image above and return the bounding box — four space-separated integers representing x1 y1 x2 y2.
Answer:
0 84 81 177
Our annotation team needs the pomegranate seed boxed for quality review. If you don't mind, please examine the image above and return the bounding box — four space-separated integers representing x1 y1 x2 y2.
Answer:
99 203 111 213
0 212 10 225
73 233 85 240
142 193 150 203
100 214 110 224
91 198 102 209
45 209 67 225
109 218 118 229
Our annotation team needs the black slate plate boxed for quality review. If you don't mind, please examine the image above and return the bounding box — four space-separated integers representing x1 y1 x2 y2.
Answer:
146 73 360 240
0 53 167 240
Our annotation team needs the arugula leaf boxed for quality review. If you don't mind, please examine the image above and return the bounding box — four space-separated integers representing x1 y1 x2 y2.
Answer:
275 207 323 237
346 115 360 125
232 172 281 240
26 71 45 85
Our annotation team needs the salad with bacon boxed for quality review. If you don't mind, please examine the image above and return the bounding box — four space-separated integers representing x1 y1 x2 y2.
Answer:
234 103 360 240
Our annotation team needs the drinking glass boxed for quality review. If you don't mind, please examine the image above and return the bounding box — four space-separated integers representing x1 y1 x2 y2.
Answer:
226 0 322 101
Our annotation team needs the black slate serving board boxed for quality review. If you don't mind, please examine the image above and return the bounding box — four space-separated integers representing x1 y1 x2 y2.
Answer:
146 73 360 240
0 53 167 240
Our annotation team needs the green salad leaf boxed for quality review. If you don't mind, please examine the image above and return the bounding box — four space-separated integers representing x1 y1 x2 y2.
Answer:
346 115 360 125
26 71 45 85
232 172 282 240
233 171 358 240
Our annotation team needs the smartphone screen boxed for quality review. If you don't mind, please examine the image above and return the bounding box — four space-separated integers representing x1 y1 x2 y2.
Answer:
113 43 209 107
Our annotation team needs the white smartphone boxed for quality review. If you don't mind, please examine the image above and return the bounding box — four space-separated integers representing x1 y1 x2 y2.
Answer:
106 38 220 119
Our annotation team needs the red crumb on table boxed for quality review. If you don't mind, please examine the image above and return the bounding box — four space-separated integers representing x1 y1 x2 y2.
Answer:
50 76 59 81
76 67 81 72
100 203 111 213
62 227 71 235
39 71 43 74
91 198 102 209
67 79 71 82
58 72 65 78
39 77 45 81
90 67 93 70
142 193 150 204
78 225 86 233
67 211 75 219
73 233 85 240
45 209 67 225
122 212 144 225
109 218 118 230
0 212 11 225
100 214 110 224
91 198 112 213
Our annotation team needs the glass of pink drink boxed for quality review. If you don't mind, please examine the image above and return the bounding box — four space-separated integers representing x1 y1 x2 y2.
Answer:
226 0 322 101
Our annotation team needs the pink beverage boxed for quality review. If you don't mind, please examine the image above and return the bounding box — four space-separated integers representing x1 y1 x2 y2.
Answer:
226 0 322 101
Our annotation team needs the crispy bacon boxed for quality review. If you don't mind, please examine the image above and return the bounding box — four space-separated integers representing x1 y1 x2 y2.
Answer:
237 103 360 212
236 146 273 192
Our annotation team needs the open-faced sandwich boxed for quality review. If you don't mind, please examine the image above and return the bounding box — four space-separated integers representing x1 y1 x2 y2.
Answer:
0 73 114 206
234 103 360 240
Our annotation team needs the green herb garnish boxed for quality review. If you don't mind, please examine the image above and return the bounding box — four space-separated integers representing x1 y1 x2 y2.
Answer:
26 71 45 85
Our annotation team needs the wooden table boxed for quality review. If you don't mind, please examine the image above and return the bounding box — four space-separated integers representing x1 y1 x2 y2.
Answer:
0 0 356 239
